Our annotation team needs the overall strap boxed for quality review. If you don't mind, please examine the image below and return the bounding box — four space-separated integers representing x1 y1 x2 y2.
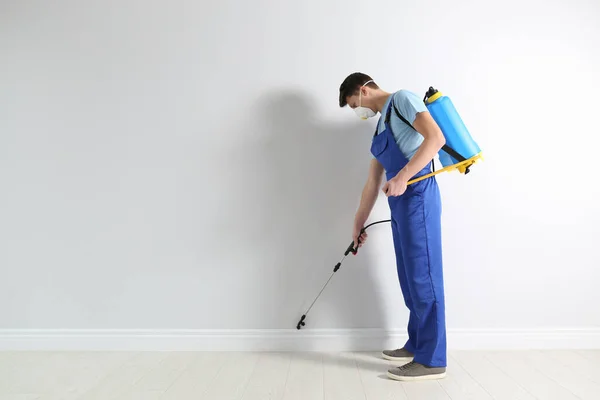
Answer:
374 102 395 137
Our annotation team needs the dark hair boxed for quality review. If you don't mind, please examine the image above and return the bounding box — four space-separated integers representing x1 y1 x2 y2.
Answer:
338 72 379 107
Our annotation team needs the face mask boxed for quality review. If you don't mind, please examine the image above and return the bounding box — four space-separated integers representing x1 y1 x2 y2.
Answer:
354 106 376 120
354 80 376 120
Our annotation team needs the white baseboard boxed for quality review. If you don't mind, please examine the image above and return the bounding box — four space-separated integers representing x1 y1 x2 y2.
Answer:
1 328 599 351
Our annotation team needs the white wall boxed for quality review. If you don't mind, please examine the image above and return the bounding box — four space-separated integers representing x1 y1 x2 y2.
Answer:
1 0 599 348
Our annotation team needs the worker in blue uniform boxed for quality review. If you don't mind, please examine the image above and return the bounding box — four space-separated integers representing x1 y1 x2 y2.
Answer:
339 73 447 381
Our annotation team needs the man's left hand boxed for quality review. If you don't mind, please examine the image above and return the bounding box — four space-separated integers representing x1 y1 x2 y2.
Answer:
382 175 408 197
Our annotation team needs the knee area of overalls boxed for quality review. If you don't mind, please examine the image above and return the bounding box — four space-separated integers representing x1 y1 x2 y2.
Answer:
412 293 437 317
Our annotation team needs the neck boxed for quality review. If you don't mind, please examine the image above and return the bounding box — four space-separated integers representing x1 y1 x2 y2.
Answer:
371 90 392 113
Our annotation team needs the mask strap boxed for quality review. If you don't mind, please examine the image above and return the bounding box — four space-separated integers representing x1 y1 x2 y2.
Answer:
358 80 374 104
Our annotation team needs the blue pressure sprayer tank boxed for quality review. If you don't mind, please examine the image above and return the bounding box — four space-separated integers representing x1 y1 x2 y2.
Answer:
424 87 482 174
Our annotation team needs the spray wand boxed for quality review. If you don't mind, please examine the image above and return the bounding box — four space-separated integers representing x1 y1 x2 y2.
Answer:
296 219 391 330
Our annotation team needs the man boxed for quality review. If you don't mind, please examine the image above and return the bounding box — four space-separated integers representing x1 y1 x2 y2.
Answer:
339 73 447 381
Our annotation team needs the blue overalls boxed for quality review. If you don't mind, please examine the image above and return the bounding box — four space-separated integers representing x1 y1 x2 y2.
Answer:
371 102 447 368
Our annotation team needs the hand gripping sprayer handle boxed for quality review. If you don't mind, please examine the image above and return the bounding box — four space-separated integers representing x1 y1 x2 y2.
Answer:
344 227 365 258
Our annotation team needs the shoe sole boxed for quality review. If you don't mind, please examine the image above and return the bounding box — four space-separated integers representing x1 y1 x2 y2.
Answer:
381 352 413 362
387 371 447 381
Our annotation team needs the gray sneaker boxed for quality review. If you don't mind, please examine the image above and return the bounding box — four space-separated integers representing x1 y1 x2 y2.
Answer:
387 361 446 381
382 347 414 362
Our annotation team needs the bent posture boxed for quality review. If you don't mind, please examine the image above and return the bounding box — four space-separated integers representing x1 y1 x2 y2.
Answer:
339 73 447 381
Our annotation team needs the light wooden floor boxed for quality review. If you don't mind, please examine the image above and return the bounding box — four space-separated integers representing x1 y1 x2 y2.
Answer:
1 350 600 400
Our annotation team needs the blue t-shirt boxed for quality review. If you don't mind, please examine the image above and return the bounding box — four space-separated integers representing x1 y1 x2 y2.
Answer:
376 90 427 160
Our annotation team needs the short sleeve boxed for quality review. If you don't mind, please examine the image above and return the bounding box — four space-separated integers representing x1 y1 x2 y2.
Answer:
392 90 428 125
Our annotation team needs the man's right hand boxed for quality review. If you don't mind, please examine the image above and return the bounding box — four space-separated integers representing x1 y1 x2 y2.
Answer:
352 219 368 252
